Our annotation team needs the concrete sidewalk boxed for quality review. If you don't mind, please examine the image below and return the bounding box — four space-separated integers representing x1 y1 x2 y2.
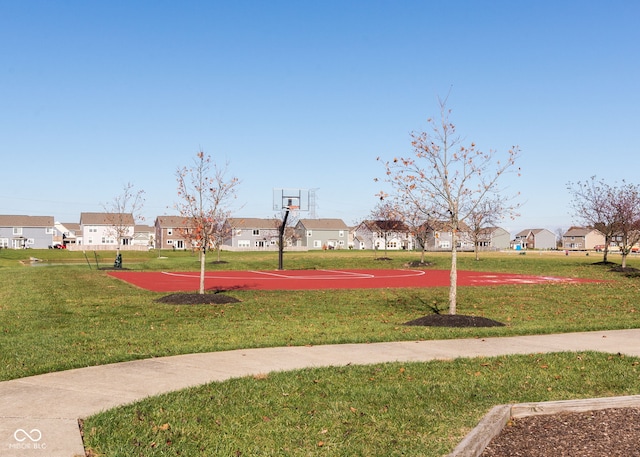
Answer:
2 329 639 456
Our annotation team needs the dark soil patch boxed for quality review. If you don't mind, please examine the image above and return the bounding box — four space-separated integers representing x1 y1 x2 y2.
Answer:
609 265 640 277
375 257 393 261
591 260 618 266
404 314 505 327
405 260 433 268
155 293 240 305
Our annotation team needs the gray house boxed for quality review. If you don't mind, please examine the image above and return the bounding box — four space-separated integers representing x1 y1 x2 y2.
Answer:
295 219 349 249
0 215 56 249
512 228 556 250
224 218 281 250
476 226 511 251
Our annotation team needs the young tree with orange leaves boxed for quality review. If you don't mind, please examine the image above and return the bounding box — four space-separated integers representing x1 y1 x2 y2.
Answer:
175 151 240 294
377 99 520 315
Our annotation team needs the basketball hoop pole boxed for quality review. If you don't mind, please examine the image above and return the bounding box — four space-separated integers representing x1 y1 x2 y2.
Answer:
278 201 298 270
278 206 290 270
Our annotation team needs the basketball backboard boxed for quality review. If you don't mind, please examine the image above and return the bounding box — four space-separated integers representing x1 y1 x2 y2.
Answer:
273 188 310 211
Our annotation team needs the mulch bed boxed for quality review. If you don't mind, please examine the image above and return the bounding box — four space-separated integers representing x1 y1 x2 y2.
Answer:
155 293 240 305
481 407 640 456
404 314 505 327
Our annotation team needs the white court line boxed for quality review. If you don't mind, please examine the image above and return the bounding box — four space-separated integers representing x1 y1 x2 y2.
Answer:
161 269 427 281
249 270 296 279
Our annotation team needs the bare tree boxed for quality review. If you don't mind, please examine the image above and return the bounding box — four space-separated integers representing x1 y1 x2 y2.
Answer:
467 199 503 261
102 182 145 266
567 177 618 263
609 182 640 269
401 200 432 264
377 99 520 315
175 151 240 294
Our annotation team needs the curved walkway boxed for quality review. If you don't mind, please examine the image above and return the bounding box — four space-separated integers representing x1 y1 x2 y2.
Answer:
2 329 640 456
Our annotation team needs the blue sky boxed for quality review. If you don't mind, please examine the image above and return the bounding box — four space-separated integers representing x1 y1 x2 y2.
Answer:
2 1 639 235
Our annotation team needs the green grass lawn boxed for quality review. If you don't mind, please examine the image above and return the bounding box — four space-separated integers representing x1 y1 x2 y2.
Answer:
2 248 640 455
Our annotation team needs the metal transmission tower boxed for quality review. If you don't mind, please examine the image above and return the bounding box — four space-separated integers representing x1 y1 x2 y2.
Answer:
308 188 319 219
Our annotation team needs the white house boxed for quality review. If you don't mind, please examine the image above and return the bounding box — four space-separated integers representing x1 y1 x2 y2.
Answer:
79 212 134 249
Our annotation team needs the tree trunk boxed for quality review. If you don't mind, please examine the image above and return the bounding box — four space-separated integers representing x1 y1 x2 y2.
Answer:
621 252 628 269
199 247 206 294
449 233 458 315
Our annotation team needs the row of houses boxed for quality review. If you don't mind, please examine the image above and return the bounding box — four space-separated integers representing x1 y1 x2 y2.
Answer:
0 213 620 252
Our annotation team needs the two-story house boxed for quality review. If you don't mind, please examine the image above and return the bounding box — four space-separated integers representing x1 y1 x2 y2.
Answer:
154 216 192 250
511 228 556 250
562 226 605 251
352 220 413 250
295 219 349 249
133 225 155 248
55 221 80 247
475 226 511 251
0 215 56 249
79 212 134 249
416 220 473 251
223 218 281 249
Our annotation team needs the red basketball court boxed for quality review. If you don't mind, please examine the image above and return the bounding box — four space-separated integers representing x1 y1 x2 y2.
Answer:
107 269 599 292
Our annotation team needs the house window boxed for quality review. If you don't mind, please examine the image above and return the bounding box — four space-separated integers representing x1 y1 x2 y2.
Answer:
339 240 344 246
236 229 242 236
167 228 173 235
13 227 22 235
307 230 312 237
46 227 54 234
253 229 260 236
175 240 184 249
313 240 322 248
238 240 250 248
339 230 344 237
167 240 173 245
0 238 8 248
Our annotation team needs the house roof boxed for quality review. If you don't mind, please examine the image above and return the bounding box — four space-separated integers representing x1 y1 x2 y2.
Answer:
478 226 507 235
418 220 471 232
61 222 81 232
155 216 191 228
134 225 154 233
80 212 134 225
515 228 550 237
563 226 600 237
226 218 278 229
297 218 349 230
370 220 409 232
0 215 54 227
